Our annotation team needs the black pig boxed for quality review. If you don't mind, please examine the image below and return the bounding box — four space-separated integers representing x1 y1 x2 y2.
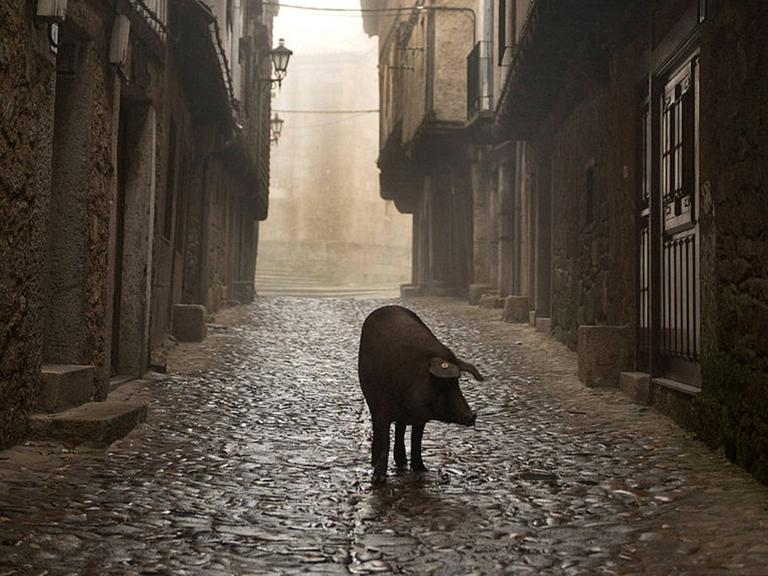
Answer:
358 305 484 485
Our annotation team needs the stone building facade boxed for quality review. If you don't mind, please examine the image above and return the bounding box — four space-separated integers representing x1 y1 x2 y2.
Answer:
0 0 279 449
484 0 768 483
367 0 768 483
362 0 478 297
0 0 57 449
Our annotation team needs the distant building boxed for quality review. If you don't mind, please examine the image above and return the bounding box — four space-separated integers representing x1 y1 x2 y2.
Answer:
0 0 278 449
362 0 479 297
257 47 412 289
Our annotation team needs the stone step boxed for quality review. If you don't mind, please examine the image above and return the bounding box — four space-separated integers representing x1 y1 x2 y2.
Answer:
257 285 401 297
39 364 95 413
28 399 148 448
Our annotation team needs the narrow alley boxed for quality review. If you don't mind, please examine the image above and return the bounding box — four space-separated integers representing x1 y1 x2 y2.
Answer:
3 1 768 574
2 296 767 575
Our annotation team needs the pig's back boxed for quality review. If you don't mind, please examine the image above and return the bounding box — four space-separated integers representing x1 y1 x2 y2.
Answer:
358 306 455 387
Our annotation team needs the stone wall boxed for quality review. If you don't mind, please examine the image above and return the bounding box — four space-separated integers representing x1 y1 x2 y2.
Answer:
547 16 643 349
43 0 118 398
432 1 476 123
0 0 56 448
696 0 768 483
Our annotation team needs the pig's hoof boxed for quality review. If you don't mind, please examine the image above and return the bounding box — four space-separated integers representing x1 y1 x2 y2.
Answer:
371 473 387 486
411 462 428 473
394 459 408 471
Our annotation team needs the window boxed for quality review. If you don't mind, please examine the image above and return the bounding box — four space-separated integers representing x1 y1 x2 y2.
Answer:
661 59 697 233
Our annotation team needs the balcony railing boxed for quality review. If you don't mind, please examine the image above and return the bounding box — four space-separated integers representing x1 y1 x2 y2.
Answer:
467 41 494 120
130 0 168 40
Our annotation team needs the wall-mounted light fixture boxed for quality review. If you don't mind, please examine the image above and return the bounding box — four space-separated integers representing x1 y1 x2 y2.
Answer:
270 39 293 87
36 0 68 52
270 113 284 145
109 14 131 72
260 39 293 90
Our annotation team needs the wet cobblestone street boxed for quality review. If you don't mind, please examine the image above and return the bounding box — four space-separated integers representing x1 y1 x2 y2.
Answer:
2 296 768 575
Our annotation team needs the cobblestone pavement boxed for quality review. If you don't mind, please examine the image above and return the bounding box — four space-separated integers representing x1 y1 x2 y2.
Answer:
1 296 768 575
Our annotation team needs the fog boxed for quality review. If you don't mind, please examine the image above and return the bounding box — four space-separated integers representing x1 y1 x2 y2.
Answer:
256 1 412 294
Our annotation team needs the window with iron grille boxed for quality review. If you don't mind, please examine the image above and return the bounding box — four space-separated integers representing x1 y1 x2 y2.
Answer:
661 60 696 234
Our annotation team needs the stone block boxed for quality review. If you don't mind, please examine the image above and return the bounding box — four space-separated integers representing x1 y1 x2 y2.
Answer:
619 371 651 404
502 296 529 323
536 317 552 335
400 284 423 298
469 284 492 305
29 400 147 448
578 325 631 388
230 281 254 304
172 304 208 343
430 284 457 297
39 365 94 413
479 294 501 309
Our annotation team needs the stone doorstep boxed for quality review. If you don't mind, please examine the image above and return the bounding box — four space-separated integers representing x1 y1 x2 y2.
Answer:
535 317 552 335
400 284 423 298
173 304 208 343
468 284 492 306
479 293 502 309
503 296 529 323
39 364 95 413
577 325 632 388
109 374 135 394
620 371 652 405
28 400 148 448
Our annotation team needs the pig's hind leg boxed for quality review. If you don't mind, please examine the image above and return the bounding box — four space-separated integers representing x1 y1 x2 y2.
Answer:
410 423 428 472
371 414 391 485
394 422 408 470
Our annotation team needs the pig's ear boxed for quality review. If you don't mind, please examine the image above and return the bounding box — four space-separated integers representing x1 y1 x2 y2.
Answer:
457 359 485 382
429 357 461 379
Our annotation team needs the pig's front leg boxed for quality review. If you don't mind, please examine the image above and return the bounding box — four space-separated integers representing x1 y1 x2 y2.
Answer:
394 422 408 470
371 415 391 485
410 423 427 472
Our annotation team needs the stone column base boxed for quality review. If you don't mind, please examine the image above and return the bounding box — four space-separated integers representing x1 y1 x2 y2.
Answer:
578 325 631 387
619 372 651 404
428 283 458 297
231 281 255 304
469 284 492 305
400 284 423 298
172 304 208 343
503 296 529 323
479 293 502 309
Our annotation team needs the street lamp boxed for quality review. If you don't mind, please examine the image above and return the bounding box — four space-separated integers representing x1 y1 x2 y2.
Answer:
270 113 284 145
269 39 292 87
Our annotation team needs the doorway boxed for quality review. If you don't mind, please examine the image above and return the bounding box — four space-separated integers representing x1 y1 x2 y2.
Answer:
112 100 156 377
639 53 702 387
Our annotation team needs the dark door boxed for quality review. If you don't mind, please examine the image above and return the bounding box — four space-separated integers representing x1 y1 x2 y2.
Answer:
112 104 129 375
639 55 702 386
658 58 701 384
